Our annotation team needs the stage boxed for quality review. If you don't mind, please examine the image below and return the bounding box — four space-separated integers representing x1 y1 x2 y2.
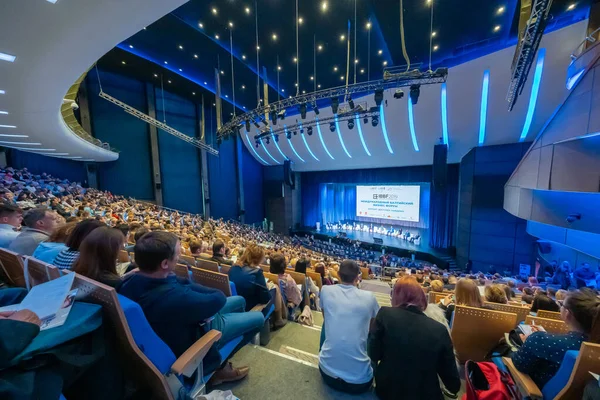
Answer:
292 226 457 270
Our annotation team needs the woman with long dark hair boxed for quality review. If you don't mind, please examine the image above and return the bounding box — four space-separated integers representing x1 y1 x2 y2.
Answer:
53 219 104 269
72 227 125 289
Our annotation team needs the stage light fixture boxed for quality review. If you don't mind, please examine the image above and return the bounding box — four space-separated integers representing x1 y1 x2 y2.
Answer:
372 115 379 127
253 121 260 129
374 88 384 106
394 89 404 99
300 127 304 134
255 140 260 148
410 84 420 105
329 122 336 132
363 115 369 124
299 103 307 119
307 126 313 136
331 97 339 114
245 119 251 132
274 134 279 142
265 137 270 144
292 130 297 135
348 119 355 130
313 103 320 115
348 96 355 109
286 131 292 139
270 110 277 124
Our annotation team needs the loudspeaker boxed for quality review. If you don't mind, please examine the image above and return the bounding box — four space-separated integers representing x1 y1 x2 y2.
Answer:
85 163 97 173
284 160 295 189
537 241 552 254
432 144 448 190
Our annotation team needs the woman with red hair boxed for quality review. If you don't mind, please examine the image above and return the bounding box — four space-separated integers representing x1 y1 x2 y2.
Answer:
368 276 460 400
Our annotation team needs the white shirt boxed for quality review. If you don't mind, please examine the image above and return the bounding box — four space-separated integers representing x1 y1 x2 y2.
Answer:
0 224 19 249
319 284 380 384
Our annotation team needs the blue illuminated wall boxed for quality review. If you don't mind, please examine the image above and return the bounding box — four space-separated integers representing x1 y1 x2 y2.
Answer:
242 141 264 224
207 129 239 221
456 142 535 274
7 150 87 184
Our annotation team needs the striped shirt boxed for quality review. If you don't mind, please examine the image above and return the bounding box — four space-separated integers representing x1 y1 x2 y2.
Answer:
53 248 80 270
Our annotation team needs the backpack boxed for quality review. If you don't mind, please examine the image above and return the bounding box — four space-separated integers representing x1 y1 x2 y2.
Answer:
463 361 521 400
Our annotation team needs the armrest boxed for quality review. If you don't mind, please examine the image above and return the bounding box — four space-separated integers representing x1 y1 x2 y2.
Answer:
171 329 222 378
502 357 543 399
251 303 268 312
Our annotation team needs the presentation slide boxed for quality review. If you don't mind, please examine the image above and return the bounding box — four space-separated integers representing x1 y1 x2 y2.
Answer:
356 185 420 222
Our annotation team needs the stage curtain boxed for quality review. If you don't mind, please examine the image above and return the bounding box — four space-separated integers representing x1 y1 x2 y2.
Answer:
319 184 356 224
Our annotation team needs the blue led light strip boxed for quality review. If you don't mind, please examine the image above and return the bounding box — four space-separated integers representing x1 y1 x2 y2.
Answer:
245 132 269 165
379 104 393 154
270 127 288 161
315 117 334 160
284 125 305 162
479 70 490 146
259 131 280 164
519 48 545 142
441 83 449 147
355 113 371 156
334 116 352 158
407 100 420 152
299 122 319 161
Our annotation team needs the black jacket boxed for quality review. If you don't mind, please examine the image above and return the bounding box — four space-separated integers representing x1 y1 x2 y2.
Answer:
228 265 271 311
368 306 460 400
211 255 233 266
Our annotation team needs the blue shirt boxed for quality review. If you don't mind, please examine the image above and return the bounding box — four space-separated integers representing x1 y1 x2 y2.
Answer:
512 331 586 388
32 242 68 263
0 224 19 249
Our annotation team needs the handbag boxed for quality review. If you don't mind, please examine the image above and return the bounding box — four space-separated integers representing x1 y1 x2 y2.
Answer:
463 361 521 400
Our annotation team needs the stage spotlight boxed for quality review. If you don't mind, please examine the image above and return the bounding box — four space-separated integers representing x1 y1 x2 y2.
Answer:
277 108 287 119
331 97 339 114
371 115 379 127
348 119 355 130
313 103 320 115
374 88 384 106
292 130 297 135
265 137 270 144
262 119 269 127
245 119 251 132
348 96 355 110
253 121 260 129
299 103 307 119
300 127 304 134
410 84 420 105
394 89 404 99
363 115 368 124
255 140 260 148
329 122 336 132
434 67 448 77
274 134 279 142
269 110 277 124
307 126 313 136
286 131 292 139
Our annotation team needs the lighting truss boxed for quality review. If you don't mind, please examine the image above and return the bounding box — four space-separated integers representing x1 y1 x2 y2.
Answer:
506 0 553 111
253 108 380 140
99 91 219 156
218 68 448 138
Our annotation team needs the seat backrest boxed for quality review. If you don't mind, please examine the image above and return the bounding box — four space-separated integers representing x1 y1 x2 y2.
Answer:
429 291 451 304
71 274 173 400
118 250 130 263
543 349 579 399
190 267 232 296
556 342 600 400
179 255 197 267
173 264 190 282
0 248 26 287
307 271 322 289
259 264 270 273
537 310 562 320
287 270 307 286
484 302 530 323
524 316 569 334
451 305 517 363
263 272 278 284
196 259 219 273
25 256 56 287
219 264 231 275
360 267 369 280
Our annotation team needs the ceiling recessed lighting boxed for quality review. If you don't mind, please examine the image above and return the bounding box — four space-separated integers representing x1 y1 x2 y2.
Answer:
383 61 388 66
129 44 134 49
167 80 172 83
0 53 16 63
245 7 250 14
433 45 439 51
0 141 41 145
340 75 344 80
310 76 314 80
204 81 207 84
318 84 321 88
493 25 501 32
293 57 297 63
272 33 277 40
154 73 158 77
242 54 246 60
11 148 56 152
220 70 224 75
0 134 27 137
192 92 196 95
215 34 220 39
302 90 306 94
199 22 204 28
318 44 323 51
0 111 8 115
213 103 216 106
179 68 183 72
321 1 328 11
333 66 338 71
178 45 183 50
143 27 146 30
378 50 383 55
121 61 126 65
0 125 16 128
360 69 365 74
282 89 285 92
354 59 359 64
567 3 576 10
366 21 372 29
194 54 198 58
164 61 168 64
243 106 246 109
241 85 246 89
497 6 505 14
431 31 437 37
340 34 345 41
294 83 298 87
256 45 260 50
212 7 217 14
0 90 5 95
277 65 282 71
228 21 234 28
298 17 304 24
225 95 228 98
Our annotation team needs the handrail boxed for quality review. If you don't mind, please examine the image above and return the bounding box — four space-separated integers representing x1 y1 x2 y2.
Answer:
570 27 600 60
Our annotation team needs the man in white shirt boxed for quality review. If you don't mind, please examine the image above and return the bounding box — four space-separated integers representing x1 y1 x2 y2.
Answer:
319 259 379 394
0 203 23 249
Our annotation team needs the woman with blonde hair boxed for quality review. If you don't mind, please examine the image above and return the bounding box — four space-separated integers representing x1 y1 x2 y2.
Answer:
439 278 486 324
485 284 508 304
228 243 272 311
430 280 444 293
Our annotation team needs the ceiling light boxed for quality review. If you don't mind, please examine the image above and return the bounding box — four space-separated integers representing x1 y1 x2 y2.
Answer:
154 74 158 77
340 34 345 41
426 0 432 4
0 125 16 128
360 69 365 74
272 33 277 40
378 49 383 55
242 54 246 60
204 81 207 84
293 57 297 63
318 44 323 51
0 111 8 115
256 45 260 50
164 61 168 64
143 27 146 30
318 84 321 88
179 68 183 72
194 54 198 58
277 65 282 71
192 92 196 95
245 7 250 14
129 45 134 49
333 66 338 71
121 61 126 65
282 89 285 92
0 53 16 63
321 1 328 11
433 45 439 51
168 80 172 83
0 90 5 95
0 134 27 137
178 45 183 50
366 22 372 29
567 3 576 10
0 141 41 145
431 31 437 37
11 148 56 152
497 6 505 14
310 76 314 80
383 61 388 66
220 70 224 75
243 106 246 109
302 90 306 94
354 59 359 64
494 25 501 32
298 17 304 24
295 83 298 87
215 34 220 39
340 75 344 80
199 22 204 28
229 21 234 28
212 7 217 14
242 85 246 89
225 95 228 98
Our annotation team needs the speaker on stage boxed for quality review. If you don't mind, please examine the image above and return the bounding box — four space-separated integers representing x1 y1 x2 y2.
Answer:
432 144 448 190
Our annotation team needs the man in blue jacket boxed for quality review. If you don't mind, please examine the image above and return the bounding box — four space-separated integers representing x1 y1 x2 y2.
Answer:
119 231 264 385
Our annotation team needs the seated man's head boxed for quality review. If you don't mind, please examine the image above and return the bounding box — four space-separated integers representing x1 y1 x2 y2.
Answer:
189 241 202 256
23 207 61 234
338 259 361 286
430 279 444 293
0 203 23 228
213 239 226 256
269 253 287 275
134 231 180 276
484 284 508 304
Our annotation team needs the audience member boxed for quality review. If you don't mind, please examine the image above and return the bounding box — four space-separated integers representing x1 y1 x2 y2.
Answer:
119 231 264 385
31 221 76 263
530 293 560 314
53 219 104 269
315 264 334 286
269 252 301 308
319 260 379 394
8 208 62 256
211 239 233 266
228 243 272 311
0 203 22 248
556 289 568 302
369 276 460 399
72 227 125 288
430 280 444 293
512 289 600 388
440 278 486 323
484 284 508 304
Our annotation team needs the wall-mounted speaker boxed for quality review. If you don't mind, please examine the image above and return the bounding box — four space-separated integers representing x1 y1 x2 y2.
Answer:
432 144 448 190
284 160 295 189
